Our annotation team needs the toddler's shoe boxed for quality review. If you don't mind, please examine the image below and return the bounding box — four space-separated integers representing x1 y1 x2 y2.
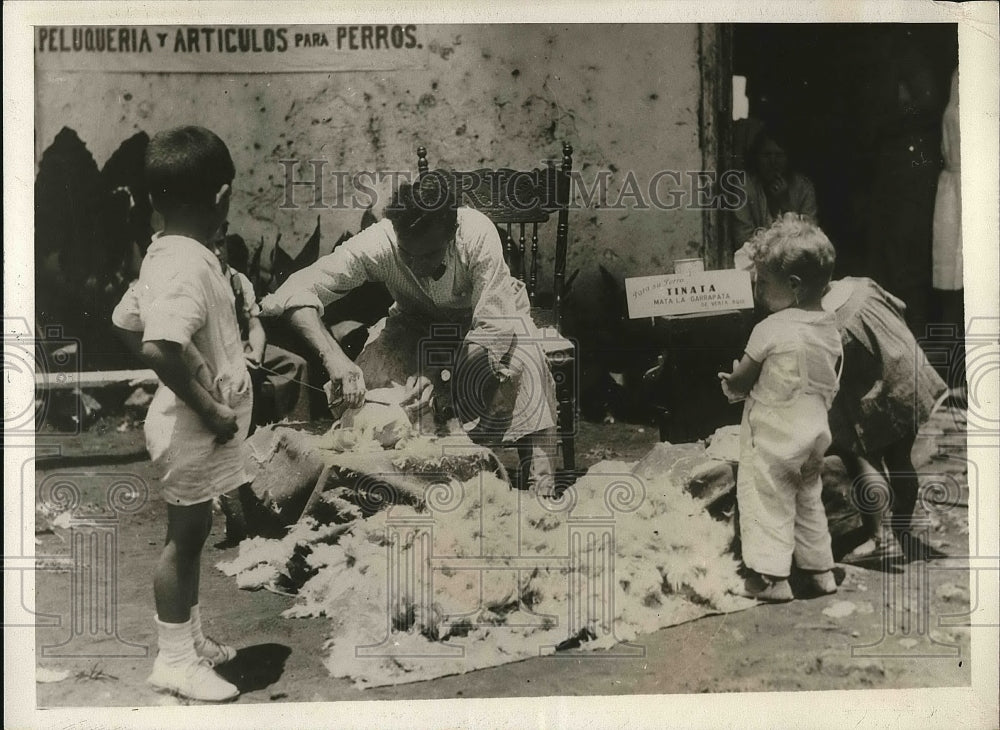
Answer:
148 655 239 702
196 635 238 666
742 572 794 603
842 537 880 563
843 533 901 564
803 570 838 596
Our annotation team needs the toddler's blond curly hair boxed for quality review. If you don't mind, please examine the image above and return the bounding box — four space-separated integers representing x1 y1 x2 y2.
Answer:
747 213 836 301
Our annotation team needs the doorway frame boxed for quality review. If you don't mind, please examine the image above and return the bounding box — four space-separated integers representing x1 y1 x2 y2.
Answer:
699 23 734 270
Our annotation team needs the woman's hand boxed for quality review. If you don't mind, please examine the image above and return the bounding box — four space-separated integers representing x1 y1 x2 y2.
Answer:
764 174 791 214
399 374 434 418
768 173 788 197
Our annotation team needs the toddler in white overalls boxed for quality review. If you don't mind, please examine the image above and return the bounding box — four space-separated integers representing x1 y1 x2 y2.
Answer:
720 214 843 602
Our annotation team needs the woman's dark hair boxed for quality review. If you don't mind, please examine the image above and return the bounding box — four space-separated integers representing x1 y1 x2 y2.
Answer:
144 126 235 213
384 170 458 242
745 126 793 177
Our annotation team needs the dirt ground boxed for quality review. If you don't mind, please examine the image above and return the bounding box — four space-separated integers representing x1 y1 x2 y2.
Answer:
32 407 972 706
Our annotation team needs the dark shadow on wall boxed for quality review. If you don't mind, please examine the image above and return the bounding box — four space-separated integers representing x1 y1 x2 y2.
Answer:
35 128 152 371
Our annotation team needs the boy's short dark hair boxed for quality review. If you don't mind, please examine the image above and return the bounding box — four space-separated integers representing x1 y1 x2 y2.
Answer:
145 126 234 213
224 234 250 274
384 171 459 244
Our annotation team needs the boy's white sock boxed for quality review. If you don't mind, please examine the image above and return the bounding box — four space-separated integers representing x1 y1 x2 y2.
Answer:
190 604 206 649
189 603 237 664
154 615 198 667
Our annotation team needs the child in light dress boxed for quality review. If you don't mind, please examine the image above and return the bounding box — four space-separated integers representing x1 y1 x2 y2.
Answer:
823 276 947 560
720 214 842 602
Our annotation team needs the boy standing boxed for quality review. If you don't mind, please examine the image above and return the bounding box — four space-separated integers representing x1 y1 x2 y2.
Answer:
112 126 249 701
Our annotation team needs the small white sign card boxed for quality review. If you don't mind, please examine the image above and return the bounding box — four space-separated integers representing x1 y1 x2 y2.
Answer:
625 270 754 318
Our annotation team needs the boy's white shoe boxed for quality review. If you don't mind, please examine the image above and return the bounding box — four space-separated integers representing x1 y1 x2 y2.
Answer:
147 655 239 702
196 635 238 666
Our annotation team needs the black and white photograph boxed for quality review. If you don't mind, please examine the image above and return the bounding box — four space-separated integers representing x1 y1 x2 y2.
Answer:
5 2 998 727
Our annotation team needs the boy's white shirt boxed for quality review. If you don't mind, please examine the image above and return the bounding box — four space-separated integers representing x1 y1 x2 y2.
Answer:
110 232 253 503
112 233 250 406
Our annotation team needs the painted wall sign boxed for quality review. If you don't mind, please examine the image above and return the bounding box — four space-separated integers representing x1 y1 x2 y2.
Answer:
34 25 427 73
625 270 754 318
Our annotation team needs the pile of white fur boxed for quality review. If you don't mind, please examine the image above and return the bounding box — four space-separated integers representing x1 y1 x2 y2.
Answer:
218 452 752 687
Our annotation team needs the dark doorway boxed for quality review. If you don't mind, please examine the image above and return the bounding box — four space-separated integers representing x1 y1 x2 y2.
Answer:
732 24 959 282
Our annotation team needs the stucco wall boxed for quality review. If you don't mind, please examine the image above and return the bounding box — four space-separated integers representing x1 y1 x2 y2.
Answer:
36 23 704 297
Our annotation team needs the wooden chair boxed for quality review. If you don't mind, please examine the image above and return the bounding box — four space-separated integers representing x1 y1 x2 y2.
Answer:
416 142 578 474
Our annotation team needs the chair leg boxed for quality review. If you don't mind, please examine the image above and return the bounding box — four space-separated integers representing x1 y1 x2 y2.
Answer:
561 431 576 473
558 396 576 473
549 354 577 474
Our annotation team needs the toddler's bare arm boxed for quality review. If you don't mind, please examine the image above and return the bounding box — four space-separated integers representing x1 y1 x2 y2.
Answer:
718 353 762 400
